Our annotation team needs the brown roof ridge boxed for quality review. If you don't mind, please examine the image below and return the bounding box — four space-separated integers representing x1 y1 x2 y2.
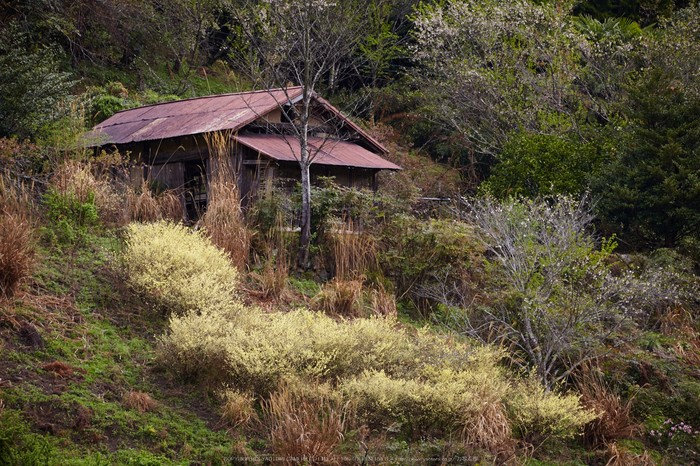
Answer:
310 93 388 155
101 86 304 120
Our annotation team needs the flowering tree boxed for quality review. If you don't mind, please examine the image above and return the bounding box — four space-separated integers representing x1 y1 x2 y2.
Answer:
410 0 588 159
424 195 677 388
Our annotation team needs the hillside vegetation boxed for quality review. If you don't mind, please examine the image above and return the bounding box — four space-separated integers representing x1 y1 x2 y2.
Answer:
1 0 700 464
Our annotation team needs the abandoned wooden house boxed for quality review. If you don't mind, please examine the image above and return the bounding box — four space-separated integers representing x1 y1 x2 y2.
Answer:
90 87 401 219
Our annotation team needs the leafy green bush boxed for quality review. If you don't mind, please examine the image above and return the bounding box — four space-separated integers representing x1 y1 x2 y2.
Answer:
482 132 608 198
378 216 484 311
44 188 99 245
118 220 242 316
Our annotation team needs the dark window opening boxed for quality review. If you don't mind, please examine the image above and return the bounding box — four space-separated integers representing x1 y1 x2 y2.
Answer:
184 161 207 220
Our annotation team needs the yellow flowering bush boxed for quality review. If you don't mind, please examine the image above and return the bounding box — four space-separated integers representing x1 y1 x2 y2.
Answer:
507 376 598 443
342 346 512 451
118 220 241 316
157 300 594 447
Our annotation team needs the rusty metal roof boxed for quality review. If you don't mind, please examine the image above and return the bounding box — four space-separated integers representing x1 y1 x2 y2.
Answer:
234 134 401 170
92 88 305 145
90 88 389 156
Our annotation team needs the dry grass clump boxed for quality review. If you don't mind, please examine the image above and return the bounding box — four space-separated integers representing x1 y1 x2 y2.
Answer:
604 442 653 466
249 260 289 301
126 181 183 223
576 364 636 448
117 220 242 317
249 215 290 300
202 131 251 272
219 389 258 431
51 160 125 224
264 381 348 465
0 176 36 299
367 285 397 319
312 277 364 317
326 224 376 279
122 390 160 413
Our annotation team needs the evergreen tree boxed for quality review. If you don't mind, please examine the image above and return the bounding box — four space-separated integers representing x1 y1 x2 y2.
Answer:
593 70 700 248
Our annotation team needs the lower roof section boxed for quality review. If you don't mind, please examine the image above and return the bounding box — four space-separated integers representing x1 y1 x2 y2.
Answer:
233 134 401 170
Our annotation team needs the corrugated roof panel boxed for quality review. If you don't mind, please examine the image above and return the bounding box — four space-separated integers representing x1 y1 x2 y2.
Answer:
234 134 401 170
88 87 390 161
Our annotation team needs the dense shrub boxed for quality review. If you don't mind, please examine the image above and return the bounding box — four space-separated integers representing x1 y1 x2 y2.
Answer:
342 346 512 451
379 216 484 311
592 70 700 249
159 310 411 391
159 304 597 448
481 132 609 198
506 376 597 444
118 221 242 316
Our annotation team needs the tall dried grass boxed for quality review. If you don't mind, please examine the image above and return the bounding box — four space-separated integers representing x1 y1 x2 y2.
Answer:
249 212 290 300
264 382 348 465
218 389 259 432
203 131 251 272
367 285 397 319
576 364 637 448
604 442 653 466
326 222 376 280
126 181 183 223
0 176 36 299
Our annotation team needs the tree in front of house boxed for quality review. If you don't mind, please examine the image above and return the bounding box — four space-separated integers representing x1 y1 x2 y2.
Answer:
232 0 370 267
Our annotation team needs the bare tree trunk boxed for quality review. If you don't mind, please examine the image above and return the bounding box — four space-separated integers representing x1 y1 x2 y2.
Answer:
298 161 311 268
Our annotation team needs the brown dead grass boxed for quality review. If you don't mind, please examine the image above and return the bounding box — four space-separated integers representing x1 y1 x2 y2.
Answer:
367 285 397 319
0 212 35 300
122 390 160 413
263 382 349 465
462 399 513 459
127 181 183 223
43 361 85 379
218 389 259 431
577 364 637 449
604 441 653 466
0 176 36 300
312 278 364 318
326 223 376 280
203 131 251 272
249 213 290 300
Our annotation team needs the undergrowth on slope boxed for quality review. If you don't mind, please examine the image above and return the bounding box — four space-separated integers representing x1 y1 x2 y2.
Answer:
0 231 236 464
